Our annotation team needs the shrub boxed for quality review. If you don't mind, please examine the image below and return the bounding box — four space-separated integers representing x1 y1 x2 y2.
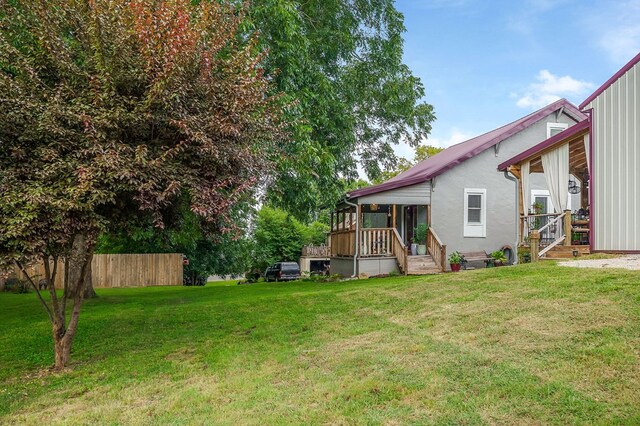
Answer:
491 250 507 263
414 223 428 245
301 274 342 283
448 251 463 265
518 248 531 264
3 278 30 294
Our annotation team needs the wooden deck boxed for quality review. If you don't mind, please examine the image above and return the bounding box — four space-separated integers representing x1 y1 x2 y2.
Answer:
329 227 446 274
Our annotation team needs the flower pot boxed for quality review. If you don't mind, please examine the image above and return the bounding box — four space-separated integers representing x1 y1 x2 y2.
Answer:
486 260 495 268
450 263 461 272
417 244 427 255
411 243 418 256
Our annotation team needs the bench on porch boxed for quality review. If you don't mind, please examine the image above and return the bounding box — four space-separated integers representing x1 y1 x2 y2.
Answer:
460 251 493 270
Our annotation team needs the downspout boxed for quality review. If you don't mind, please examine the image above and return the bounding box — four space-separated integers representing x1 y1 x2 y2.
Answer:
503 170 520 263
582 108 595 253
344 198 359 277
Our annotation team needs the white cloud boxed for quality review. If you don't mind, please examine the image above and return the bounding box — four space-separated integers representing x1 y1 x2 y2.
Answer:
583 0 640 64
392 129 473 162
598 21 640 64
427 129 474 149
514 70 594 109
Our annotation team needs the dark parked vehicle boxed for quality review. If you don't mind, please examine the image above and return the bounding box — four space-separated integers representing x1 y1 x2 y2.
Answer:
264 262 301 282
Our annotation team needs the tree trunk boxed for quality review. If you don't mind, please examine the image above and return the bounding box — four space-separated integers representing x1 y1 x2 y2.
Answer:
82 265 97 299
66 237 96 299
52 233 94 371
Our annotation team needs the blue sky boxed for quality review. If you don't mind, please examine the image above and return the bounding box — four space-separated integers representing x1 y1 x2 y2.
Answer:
392 0 640 159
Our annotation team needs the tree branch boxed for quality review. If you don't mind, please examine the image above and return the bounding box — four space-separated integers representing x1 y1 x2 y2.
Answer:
15 260 53 323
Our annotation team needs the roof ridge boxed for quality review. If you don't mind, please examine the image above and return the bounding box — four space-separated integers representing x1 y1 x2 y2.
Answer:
348 99 584 199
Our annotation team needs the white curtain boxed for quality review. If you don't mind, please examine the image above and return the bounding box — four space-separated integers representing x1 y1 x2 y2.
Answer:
583 134 590 172
521 161 530 216
542 144 569 213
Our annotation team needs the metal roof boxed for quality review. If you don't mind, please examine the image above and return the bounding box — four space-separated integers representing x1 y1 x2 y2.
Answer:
348 98 585 199
497 119 590 171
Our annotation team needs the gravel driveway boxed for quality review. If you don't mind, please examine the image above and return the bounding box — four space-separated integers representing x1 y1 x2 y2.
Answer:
558 255 640 270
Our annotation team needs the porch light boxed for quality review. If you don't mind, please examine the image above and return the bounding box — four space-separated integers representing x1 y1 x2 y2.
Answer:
370 203 378 211
568 177 580 194
582 170 589 188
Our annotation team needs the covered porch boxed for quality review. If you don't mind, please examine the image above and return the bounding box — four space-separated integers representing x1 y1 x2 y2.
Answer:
499 120 591 260
329 201 446 275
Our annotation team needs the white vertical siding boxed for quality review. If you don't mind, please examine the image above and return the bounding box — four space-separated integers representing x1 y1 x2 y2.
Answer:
585 60 640 251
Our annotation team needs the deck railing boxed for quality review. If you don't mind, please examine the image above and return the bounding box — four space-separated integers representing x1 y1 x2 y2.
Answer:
360 228 393 256
427 227 446 272
527 210 575 261
330 227 443 273
330 230 356 257
301 245 331 257
521 213 561 245
391 229 407 274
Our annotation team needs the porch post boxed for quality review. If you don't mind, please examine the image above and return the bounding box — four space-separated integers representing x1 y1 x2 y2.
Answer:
530 230 540 262
330 210 334 232
357 204 362 254
350 206 355 229
509 165 524 243
563 209 572 246
392 205 397 229
425 205 428 226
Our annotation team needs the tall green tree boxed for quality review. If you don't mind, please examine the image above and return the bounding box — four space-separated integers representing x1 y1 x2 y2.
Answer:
372 144 444 184
96 201 255 279
246 0 435 220
252 207 329 272
0 0 285 369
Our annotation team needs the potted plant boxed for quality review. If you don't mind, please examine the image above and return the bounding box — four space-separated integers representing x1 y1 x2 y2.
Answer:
448 251 463 272
490 250 507 266
518 247 531 264
532 201 544 215
410 240 418 256
414 223 428 255
571 231 581 245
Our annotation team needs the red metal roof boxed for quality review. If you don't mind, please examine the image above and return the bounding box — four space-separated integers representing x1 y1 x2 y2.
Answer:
497 119 590 171
580 51 640 109
348 99 585 199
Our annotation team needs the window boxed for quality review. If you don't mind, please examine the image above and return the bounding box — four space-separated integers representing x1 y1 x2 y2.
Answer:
464 188 486 237
547 122 568 138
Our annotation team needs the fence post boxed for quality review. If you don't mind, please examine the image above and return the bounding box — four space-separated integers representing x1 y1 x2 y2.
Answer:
530 230 540 262
563 209 572 246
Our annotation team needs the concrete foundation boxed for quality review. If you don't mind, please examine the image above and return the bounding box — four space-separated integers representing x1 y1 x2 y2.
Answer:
330 256 399 277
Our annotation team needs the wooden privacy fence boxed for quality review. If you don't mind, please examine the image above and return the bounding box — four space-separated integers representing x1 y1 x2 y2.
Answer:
13 253 183 289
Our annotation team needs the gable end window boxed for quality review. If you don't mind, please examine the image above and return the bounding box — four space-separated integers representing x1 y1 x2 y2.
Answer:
464 188 486 238
547 122 568 138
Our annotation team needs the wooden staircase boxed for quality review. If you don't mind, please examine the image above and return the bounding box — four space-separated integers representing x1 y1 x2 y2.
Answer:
406 255 441 275
541 245 590 259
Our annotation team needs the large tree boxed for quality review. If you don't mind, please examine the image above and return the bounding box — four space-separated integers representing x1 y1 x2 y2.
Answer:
246 0 435 220
0 0 285 370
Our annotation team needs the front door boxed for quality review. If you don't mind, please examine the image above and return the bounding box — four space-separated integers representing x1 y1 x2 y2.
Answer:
404 206 417 245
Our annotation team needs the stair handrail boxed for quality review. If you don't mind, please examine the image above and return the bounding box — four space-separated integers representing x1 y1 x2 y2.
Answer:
538 236 565 257
427 227 446 272
537 211 565 235
391 228 408 274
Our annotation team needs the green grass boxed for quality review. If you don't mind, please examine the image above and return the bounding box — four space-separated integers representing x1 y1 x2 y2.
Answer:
1 262 639 425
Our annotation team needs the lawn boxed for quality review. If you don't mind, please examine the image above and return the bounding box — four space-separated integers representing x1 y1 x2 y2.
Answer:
1 262 639 425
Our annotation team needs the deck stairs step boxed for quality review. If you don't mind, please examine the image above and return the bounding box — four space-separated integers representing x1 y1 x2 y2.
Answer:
405 255 441 275
541 245 590 259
